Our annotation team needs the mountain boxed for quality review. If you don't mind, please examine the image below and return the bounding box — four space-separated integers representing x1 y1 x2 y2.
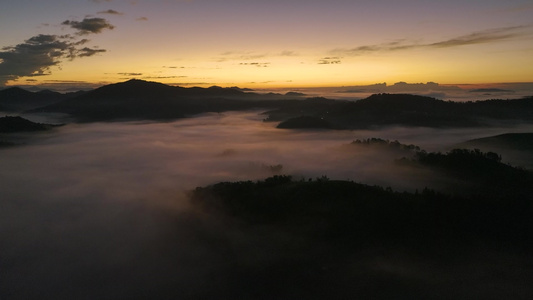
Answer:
0 87 70 112
268 94 533 129
36 79 301 122
34 80 533 125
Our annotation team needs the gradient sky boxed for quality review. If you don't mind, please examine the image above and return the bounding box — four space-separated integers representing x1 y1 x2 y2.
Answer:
1 0 532 90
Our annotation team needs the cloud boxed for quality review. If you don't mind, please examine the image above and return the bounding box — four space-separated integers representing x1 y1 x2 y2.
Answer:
0 35 75 84
90 0 112 3
98 9 123 15
117 72 143 76
62 18 115 35
77 47 107 57
280 50 298 57
216 51 267 63
429 26 528 48
239 62 270 68
136 17 148 21
0 17 115 85
333 25 531 56
141 75 188 79
318 57 341 64
73 39 91 46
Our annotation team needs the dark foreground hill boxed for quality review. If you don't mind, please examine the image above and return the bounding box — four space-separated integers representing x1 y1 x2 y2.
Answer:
0 116 61 147
190 168 533 299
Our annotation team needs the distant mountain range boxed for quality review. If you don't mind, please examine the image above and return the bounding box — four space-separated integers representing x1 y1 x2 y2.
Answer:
270 93 533 129
0 87 84 112
25 79 303 121
2 79 533 127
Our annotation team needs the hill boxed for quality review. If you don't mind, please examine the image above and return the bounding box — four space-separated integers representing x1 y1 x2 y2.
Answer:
268 94 533 129
0 87 73 112
459 133 533 151
0 116 52 133
456 133 533 169
190 172 533 298
36 79 302 122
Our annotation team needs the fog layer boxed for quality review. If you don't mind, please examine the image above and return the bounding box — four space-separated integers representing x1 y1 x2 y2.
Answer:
2 111 533 298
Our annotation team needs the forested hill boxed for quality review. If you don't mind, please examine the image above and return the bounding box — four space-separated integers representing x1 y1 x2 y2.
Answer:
270 94 533 129
34 79 301 122
0 116 55 133
0 87 77 112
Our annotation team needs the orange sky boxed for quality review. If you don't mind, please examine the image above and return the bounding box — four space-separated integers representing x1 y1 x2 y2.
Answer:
1 0 533 90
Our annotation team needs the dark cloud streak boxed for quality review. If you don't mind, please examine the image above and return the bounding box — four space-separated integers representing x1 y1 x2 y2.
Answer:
117 72 143 76
334 25 531 56
239 62 270 68
429 26 527 48
62 18 115 35
318 57 341 64
77 47 107 57
98 9 123 15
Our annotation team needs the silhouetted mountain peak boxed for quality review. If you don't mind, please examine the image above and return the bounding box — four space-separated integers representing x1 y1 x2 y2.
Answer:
87 79 178 99
110 79 175 90
1 86 33 96
0 86 68 112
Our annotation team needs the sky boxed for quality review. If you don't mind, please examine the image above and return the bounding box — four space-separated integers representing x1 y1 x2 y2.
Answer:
1 0 533 90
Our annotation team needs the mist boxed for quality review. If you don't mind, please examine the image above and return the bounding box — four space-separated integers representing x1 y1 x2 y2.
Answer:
2 111 533 299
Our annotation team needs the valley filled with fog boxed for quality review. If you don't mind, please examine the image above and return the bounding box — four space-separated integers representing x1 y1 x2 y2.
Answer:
2 110 533 299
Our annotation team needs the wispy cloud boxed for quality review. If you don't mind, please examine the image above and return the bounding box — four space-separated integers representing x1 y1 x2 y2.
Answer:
429 26 528 48
141 75 188 79
117 72 143 76
279 50 299 57
62 18 115 35
136 17 148 21
78 47 107 57
318 57 341 65
98 9 123 15
216 51 267 63
239 62 270 68
217 50 300 63
333 25 532 56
